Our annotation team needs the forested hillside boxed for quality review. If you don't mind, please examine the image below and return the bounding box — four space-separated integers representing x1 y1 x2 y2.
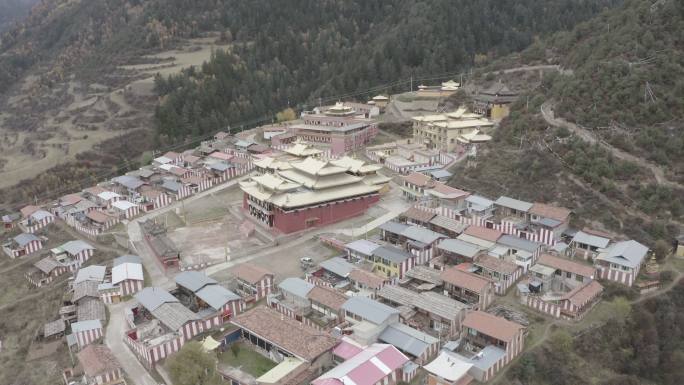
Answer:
0 0 37 32
451 0 683 252
152 0 620 141
496 0 683 172
507 279 684 385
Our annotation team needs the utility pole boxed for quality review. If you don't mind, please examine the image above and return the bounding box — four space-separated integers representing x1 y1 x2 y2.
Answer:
410 75 413 92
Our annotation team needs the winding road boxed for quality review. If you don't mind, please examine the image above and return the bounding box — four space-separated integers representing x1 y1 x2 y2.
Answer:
540 101 681 189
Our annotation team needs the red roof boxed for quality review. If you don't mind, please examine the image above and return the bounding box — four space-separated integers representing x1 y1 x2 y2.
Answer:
474 255 520 274
163 151 180 160
232 263 273 284
430 183 470 199
332 340 363 360
209 152 233 161
538 254 596 278
402 207 436 223
463 311 524 342
529 203 571 222
402 172 434 188
349 268 386 289
86 210 114 224
20 205 41 218
168 166 189 176
60 194 83 206
464 226 502 242
440 266 492 293
562 280 603 307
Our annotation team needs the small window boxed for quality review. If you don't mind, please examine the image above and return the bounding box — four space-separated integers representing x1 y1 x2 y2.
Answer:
566 272 572 278
576 275 584 283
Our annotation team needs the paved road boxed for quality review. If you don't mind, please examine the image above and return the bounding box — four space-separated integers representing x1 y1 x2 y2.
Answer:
106 301 160 385
541 101 680 189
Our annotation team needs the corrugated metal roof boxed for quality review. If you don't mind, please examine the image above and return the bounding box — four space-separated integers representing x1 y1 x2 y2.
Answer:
113 255 141 266
379 323 435 357
135 287 178 312
74 265 106 284
597 240 649 268
494 196 533 212
61 240 94 256
195 285 241 310
175 271 217 293
14 233 40 246
341 296 399 325
345 239 380 256
437 238 483 258
378 221 409 235
318 257 356 278
372 246 413 264
572 231 611 249
401 225 445 244
71 319 102 333
278 278 315 299
497 235 541 253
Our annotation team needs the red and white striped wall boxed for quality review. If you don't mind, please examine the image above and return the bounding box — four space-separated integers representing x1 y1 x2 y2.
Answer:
75 327 103 348
490 267 523 295
254 276 274 301
117 205 140 219
12 239 44 257
270 300 325 331
597 266 636 287
125 331 185 367
93 369 123 385
413 203 558 247
25 265 68 287
72 248 94 265
526 296 562 318
120 279 144 296
22 215 55 233
408 246 432 266
100 288 120 304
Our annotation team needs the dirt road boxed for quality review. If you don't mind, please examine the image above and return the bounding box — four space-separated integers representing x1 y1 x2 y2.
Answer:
541 101 681 189
106 301 161 385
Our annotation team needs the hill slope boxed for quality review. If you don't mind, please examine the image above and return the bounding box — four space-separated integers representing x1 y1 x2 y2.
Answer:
450 0 683 255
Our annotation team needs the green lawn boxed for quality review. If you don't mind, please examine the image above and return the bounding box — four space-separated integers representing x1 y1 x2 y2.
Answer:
218 342 277 378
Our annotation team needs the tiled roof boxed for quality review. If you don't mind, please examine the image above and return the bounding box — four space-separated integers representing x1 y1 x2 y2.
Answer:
231 306 337 361
402 172 434 188
232 263 273 284
78 345 122 378
538 254 596 278
562 280 604 307
464 226 502 243
440 267 492 293
307 286 347 311
474 255 519 275
402 207 436 223
529 203 571 222
348 268 386 289
462 311 524 342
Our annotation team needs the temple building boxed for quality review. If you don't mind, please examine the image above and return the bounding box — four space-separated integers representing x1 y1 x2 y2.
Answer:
412 107 494 152
240 157 388 233
271 102 378 155
473 82 518 121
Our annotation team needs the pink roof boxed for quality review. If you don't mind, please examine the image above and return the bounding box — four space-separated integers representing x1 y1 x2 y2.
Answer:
347 361 385 385
332 340 364 361
20 205 41 218
313 344 408 385
163 151 180 160
312 379 343 385
375 344 410 368
209 152 233 161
